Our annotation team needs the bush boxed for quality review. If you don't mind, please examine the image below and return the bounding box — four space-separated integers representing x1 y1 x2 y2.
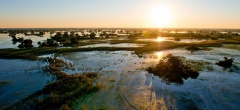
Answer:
216 57 234 68
83 72 98 79
37 73 98 109
147 54 199 85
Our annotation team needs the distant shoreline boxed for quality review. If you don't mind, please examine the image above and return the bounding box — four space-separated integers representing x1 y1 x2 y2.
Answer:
0 28 240 30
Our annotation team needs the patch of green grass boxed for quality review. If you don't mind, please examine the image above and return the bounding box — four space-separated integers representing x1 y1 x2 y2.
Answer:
186 60 211 71
223 44 240 50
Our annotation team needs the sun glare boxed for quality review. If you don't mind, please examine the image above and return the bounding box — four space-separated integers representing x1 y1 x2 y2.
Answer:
149 5 172 28
156 51 163 61
156 37 164 42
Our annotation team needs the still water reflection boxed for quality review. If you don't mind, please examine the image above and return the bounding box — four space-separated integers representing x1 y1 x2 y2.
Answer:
0 33 50 49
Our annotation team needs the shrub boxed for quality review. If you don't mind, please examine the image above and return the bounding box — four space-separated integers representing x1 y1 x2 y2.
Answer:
216 57 234 68
60 104 71 110
147 54 199 85
83 72 98 79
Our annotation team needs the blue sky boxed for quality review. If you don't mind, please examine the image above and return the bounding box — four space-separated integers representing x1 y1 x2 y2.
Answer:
0 0 239 28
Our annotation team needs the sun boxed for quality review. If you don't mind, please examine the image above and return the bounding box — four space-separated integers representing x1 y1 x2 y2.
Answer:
149 5 172 28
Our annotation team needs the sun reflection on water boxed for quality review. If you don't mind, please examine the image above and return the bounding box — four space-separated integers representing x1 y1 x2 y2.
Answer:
156 51 163 61
156 37 164 42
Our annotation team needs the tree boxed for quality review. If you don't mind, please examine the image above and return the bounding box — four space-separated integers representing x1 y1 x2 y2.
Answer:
70 37 79 44
147 54 199 85
89 32 96 39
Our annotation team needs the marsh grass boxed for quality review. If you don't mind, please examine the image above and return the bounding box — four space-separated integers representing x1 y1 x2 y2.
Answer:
186 60 212 71
1 36 240 108
0 36 238 60
223 44 240 50
5 54 100 110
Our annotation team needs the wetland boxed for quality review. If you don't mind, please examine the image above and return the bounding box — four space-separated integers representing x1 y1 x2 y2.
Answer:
0 28 240 109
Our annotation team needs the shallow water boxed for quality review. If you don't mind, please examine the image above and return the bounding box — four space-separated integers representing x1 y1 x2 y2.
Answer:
0 33 50 49
137 37 208 43
1 43 240 109
59 51 158 109
78 43 145 48
58 46 240 109
0 59 53 108
147 47 240 109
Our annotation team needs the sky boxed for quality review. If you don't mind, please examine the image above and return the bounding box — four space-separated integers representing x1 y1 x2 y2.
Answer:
0 0 240 28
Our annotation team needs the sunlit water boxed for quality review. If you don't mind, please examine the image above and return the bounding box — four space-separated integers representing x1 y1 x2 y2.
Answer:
78 43 145 48
147 47 240 109
0 59 53 108
56 46 240 109
137 37 208 43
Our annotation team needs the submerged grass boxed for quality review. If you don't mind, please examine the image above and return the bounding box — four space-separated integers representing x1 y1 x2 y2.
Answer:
186 60 212 71
223 44 240 50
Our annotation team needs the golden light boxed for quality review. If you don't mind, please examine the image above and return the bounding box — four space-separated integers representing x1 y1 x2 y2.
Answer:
156 37 164 42
149 5 172 28
156 51 163 61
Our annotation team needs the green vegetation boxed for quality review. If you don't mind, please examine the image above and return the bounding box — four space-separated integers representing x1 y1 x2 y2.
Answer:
186 60 212 71
147 54 199 85
1 32 239 60
35 73 98 109
223 44 240 50
39 31 98 47
0 47 139 60
0 41 229 60
1 29 240 109
6 54 100 110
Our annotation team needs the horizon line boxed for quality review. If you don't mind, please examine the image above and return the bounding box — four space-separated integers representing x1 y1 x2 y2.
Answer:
0 27 240 30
